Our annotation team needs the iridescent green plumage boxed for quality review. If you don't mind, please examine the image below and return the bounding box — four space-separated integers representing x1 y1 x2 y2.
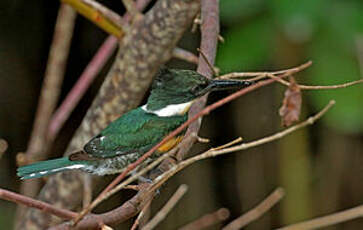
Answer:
84 107 187 158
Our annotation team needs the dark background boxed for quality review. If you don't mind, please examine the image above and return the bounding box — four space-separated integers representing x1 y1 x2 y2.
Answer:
0 0 363 229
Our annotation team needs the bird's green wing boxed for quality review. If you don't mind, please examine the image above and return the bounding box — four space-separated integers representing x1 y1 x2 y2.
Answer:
83 108 187 158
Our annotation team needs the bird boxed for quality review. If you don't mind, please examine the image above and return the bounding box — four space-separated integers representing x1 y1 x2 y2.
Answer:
17 68 253 180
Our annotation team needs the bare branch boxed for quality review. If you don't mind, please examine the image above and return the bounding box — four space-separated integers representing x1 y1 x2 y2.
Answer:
82 174 93 208
277 204 363 230
223 188 285 230
130 200 152 230
197 48 218 76
266 73 363 90
143 184 188 230
48 35 118 140
82 0 124 27
0 188 77 220
172 48 199 65
218 61 312 79
62 0 125 37
49 184 155 230
179 208 230 230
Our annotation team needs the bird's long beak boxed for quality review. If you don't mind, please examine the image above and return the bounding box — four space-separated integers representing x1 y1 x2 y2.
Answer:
207 79 254 92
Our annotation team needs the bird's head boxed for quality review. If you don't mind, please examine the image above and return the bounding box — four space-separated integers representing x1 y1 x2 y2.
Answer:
143 68 253 117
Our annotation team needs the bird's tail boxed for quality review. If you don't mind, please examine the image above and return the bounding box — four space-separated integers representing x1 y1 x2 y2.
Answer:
17 157 85 180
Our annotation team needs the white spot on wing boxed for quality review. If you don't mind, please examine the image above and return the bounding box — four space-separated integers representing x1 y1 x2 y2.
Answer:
141 101 193 117
50 164 85 173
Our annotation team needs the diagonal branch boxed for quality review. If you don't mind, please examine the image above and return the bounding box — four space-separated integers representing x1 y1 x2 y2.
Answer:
178 208 230 230
142 184 188 230
0 188 77 220
265 74 363 90
62 0 125 37
276 203 363 230
223 188 285 230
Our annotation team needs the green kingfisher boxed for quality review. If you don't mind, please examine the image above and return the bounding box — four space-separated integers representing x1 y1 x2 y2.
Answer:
17 68 253 180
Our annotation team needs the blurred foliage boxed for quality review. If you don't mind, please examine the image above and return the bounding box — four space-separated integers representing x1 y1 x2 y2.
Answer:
217 0 363 133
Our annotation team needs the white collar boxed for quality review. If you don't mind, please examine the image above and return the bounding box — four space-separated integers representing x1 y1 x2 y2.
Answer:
141 101 193 117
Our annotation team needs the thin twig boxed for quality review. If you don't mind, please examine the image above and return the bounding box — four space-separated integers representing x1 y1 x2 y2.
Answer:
197 48 218 76
82 0 124 27
179 208 230 230
211 137 242 151
172 48 199 64
48 36 118 139
276 204 363 230
0 188 77 220
123 185 140 191
82 174 93 208
223 188 285 230
218 62 312 79
62 0 125 37
131 199 152 230
266 73 363 90
142 184 189 230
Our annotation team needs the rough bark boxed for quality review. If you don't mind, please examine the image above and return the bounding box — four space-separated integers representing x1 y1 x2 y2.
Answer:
17 0 200 229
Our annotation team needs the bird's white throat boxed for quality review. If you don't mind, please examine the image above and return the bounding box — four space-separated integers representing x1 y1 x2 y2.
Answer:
141 101 193 117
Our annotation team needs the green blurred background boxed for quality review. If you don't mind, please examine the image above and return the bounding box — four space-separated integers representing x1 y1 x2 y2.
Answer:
0 0 362 229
